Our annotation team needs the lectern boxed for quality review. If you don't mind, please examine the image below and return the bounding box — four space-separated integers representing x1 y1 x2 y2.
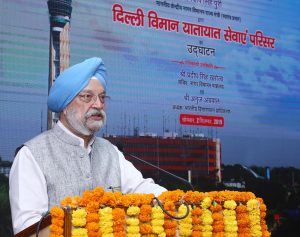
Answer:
13 207 72 237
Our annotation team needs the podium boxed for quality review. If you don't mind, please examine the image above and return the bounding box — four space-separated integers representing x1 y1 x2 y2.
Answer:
13 189 271 237
14 208 72 237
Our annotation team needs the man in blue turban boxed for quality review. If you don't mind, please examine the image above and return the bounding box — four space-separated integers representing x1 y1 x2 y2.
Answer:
9 57 166 234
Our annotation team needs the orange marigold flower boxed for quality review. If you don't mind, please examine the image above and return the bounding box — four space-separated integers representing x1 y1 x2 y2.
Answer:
87 230 101 237
236 205 247 214
114 231 126 237
164 219 177 229
79 190 93 207
191 230 202 237
212 213 223 221
192 207 202 216
51 218 64 227
192 224 202 231
86 201 100 213
60 196 72 207
86 213 99 222
165 228 177 236
86 222 99 232
164 201 176 211
210 203 222 212
237 233 251 237
49 234 63 237
113 208 126 220
192 216 201 225
50 206 64 219
213 232 224 237
49 225 63 235
140 223 153 234
113 225 125 232
139 205 152 222
212 223 224 232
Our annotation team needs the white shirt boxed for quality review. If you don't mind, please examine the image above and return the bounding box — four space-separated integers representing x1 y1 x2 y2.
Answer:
9 122 166 234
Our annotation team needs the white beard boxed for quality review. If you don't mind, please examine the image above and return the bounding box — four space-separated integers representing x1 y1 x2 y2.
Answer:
65 107 106 136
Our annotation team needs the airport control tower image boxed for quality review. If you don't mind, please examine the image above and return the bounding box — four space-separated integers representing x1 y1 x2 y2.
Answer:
47 0 72 129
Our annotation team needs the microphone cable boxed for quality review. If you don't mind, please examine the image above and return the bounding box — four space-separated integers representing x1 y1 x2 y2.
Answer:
152 197 190 220
124 152 195 191
36 210 50 237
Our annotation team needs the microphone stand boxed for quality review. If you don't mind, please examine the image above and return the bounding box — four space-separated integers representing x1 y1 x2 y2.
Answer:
124 152 195 191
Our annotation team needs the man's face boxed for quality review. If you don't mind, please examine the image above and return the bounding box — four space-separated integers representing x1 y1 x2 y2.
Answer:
63 79 107 136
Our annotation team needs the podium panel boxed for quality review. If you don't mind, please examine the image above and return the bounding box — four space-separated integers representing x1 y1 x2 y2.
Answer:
14 208 71 237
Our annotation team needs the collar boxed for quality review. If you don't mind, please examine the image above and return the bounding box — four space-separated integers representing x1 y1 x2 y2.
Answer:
57 120 95 153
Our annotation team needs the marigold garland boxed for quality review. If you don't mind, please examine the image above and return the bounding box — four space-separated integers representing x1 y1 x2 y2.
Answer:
236 204 251 237
126 206 141 237
139 204 153 236
99 207 113 236
210 202 224 235
49 188 270 237
247 199 262 237
50 206 64 237
163 201 176 237
151 205 165 236
223 200 238 237
178 204 192 236
86 200 101 237
113 207 126 237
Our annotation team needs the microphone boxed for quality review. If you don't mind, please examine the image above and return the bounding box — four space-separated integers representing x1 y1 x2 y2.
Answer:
115 142 195 191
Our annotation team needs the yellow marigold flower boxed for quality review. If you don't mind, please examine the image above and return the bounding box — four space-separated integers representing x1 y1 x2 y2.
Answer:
179 222 192 229
72 228 88 237
202 216 213 225
202 209 212 216
225 233 237 237
201 225 213 232
202 232 213 237
152 226 164 234
101 215 113 223
99 207 112 216
152 212 165 219
251 229 262 237
99 218 113 227
72 218 86 227
127 206 140 216
224 200 237 210
201 197 212 209
158 232 166 237
127 226 140 234
126 218 139 226
127 234 141 237
178 204 188 214
247 199 259 211
224 225 238 232
72 209 87 219
224 216 236 222
179 226 192 236
151 219 164 226
152 205 163 213
101 226 113 234
102 234 114 237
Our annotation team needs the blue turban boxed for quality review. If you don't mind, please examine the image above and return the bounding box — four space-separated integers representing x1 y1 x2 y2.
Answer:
47 57 106 112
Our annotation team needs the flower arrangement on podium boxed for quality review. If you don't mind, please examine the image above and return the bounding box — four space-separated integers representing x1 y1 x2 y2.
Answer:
49 187 270 237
